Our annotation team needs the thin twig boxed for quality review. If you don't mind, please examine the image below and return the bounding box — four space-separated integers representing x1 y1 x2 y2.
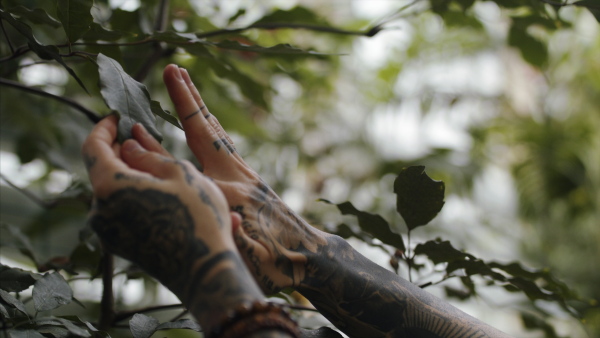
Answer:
0 17 15 54
0 45 30 63
134 0 170 81
0 173 53 208
99 254 115 331
0 77 101 124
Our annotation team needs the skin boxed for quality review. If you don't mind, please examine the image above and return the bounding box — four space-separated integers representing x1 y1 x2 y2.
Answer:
82 116 291 337
83 65 512 338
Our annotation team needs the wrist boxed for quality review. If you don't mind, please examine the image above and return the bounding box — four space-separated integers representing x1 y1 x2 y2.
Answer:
175 249 266 332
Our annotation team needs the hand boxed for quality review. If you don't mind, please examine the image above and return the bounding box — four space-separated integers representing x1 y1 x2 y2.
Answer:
163 65 330 293
82 115 263 328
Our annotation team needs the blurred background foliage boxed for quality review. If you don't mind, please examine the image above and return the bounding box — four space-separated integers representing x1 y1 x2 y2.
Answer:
0 0 599 337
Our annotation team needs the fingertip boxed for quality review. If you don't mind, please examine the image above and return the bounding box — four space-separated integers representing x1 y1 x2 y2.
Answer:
230 211 242 233
121 139 144 155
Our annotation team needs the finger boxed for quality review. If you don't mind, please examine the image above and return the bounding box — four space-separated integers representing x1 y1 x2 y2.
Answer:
179 68 238 155
132 123 172 157
163 65 232 165
121 139 191 181
230 211 242 234
82 115 131 187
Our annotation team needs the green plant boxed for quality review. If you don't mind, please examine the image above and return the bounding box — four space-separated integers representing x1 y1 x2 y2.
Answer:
1 0 598 337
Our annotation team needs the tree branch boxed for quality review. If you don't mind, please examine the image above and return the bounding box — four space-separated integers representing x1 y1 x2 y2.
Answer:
134 0 171 81
195 22 385 39
539 0 600 9
0 17 15 54
0 173 53 208
99 253 115 331
0 78 101 124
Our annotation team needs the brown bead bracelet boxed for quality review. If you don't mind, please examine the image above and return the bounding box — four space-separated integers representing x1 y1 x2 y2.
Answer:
208 300 300 338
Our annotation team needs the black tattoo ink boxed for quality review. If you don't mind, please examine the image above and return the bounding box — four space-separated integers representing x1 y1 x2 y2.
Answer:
212 138 236 154
90 188 210 291
83 153 96 170
184 110 200 120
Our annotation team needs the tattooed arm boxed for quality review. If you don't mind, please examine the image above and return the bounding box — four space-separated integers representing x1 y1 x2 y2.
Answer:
82 115 294 337
163 64 512 338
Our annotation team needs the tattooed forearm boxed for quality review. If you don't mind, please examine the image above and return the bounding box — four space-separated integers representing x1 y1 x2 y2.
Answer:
90 187 268 332
297 236 510 338
90 188 210 292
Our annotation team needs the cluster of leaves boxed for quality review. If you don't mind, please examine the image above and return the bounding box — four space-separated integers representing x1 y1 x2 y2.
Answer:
324 166 585 337
1 0 597 337
427 0 600 68
0 263 104 337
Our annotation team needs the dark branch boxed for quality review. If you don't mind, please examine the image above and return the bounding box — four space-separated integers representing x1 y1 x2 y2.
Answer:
0 173 53 208
539 0 600 8
134 0 170 81
99 254 115 331
196 22 384 39
0 77 101 124
0 17 15 54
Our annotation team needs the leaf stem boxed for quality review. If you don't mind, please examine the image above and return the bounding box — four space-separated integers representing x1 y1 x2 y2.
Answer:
0 77 101 124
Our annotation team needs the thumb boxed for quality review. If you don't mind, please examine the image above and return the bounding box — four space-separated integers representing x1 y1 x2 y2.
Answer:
121 139 181 179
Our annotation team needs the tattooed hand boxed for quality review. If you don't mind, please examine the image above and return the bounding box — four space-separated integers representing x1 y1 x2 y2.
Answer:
82 115 265 331
163 65 330 294
164 65 511 338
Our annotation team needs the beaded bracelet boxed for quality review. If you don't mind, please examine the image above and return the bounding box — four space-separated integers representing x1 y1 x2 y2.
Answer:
208 300 300 338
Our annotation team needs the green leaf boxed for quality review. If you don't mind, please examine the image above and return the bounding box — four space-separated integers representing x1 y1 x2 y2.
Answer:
520 312 560 338
508 24 548 67
574 0 600 22
0 289 28 316
252 6 328 26
83 22 125 41
32 272 73 312
321 199 405 252
441 11 483 30
0 223 38 264
205 57 269 109
212 40 326 56
156 319 201 331
332 223 391 253
6 6 61 28
130 313 159 338
444 285 471 300
151 100 182 130
227 8 247 25
0 264 40 292
8 329 45 338
413 240 470 265
97 53 162 143
394 166 445 230
56 0 93 43
36 318 91 337
0 10 88 92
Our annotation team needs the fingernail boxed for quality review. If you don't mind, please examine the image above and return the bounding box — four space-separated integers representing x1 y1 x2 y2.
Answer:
180 68 192 84
173 66 183 81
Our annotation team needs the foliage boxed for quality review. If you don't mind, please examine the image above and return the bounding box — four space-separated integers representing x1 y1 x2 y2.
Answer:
1 0 599 337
